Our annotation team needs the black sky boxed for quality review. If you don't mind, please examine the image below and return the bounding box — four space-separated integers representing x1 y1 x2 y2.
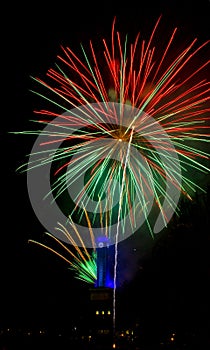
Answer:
1 0 210 334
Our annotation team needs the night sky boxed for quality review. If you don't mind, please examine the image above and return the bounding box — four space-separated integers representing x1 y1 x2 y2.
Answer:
1 0 210 344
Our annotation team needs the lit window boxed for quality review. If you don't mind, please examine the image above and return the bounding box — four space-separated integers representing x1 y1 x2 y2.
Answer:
96 311 99 315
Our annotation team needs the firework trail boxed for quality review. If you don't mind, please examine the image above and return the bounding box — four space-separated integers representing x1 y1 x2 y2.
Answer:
113 126 134 331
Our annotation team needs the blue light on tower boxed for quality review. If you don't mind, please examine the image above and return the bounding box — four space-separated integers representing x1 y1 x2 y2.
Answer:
95 236 113 288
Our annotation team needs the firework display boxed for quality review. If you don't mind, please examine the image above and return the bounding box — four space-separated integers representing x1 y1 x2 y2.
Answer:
28 215 97 284
15 16 209 281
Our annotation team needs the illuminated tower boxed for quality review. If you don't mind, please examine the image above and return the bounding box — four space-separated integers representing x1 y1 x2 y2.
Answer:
88 236 114 347
95 236 112 288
